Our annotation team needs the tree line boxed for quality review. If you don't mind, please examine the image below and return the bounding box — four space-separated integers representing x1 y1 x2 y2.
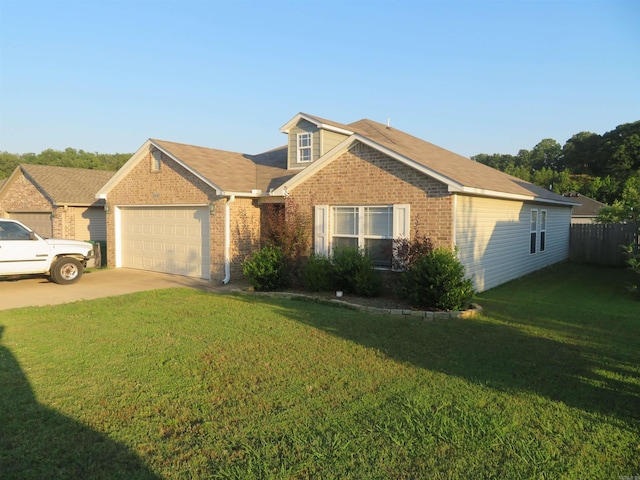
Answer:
0 148 131 179
471 120 640 207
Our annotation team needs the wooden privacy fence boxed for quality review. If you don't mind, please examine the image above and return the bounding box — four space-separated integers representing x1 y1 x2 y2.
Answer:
569 223 638 266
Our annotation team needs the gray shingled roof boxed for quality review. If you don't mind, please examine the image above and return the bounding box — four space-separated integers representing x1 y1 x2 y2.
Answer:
338 116 572 204
152 139 292 193
563 192 607 216
21 164 115 205
151 113 577 206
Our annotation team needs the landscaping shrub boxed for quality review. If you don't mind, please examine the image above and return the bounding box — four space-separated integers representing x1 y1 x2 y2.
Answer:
353 263 382 297
242 245 289 291
260 197 311 287
399 247 474 310
332 247 381 297
303 254 334 292
392 229 434 271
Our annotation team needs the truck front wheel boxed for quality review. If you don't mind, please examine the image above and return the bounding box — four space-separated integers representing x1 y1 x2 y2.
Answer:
51 258 83 285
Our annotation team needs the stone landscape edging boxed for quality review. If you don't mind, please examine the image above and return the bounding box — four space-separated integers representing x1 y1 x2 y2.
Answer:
231 289 482 320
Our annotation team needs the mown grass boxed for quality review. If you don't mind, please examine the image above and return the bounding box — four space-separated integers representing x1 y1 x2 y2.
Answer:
1 263 638 479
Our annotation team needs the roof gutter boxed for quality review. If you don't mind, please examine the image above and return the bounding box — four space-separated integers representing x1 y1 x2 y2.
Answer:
222 194 236 285
453 186 581 206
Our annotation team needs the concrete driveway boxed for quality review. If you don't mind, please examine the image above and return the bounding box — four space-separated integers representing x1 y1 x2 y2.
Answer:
0 268 241 311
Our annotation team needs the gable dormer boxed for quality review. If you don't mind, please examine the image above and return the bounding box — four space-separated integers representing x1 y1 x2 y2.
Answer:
280 113 353 170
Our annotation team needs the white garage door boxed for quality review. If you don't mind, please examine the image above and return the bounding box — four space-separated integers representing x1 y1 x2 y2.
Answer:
121 206 210 279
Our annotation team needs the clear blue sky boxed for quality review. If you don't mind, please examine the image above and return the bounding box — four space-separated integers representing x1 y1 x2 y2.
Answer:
1 0 638 158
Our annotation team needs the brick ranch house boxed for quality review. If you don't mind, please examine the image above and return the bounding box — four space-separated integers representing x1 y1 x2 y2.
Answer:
97 113 579 292
0 164 114 241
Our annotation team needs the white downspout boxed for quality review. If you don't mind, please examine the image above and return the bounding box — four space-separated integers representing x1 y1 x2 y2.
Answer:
222 195 236 284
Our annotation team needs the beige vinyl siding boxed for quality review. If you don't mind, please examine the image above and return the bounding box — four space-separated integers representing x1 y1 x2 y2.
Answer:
320 129 349 155
455 195 571 292
287 120 320 169
74 207 107 241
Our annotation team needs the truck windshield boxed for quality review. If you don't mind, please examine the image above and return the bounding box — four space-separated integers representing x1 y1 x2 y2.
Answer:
0 222 32 241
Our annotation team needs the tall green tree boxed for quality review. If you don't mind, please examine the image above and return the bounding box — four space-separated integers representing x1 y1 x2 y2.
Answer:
599 121 640 179
561 131 602 174
596 173 640 226
530 138 562 171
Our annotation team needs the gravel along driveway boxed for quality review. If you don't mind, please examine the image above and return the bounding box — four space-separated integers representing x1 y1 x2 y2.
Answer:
0 268 235 311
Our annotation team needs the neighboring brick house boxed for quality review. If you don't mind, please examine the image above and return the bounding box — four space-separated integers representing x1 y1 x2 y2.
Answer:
97 113 579 292
0 164 114 240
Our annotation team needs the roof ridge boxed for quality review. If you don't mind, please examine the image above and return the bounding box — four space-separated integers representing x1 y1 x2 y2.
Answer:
152 138 247 156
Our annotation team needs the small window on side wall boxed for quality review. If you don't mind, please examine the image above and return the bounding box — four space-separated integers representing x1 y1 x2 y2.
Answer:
151 150 162 172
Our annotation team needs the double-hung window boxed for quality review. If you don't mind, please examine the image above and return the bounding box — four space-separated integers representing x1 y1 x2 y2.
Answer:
331 206 393 266
315 204 409 268
297 133 312 162
530 209 547 254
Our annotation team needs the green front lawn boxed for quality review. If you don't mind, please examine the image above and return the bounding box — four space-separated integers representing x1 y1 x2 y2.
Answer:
1 263 638 479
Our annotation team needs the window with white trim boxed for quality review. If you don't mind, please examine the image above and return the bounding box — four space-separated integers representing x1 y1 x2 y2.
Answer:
297 132 312 162
315 204 409 268
530 209 547 254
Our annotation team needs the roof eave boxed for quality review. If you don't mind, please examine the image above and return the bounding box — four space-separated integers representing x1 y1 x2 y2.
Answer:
455 187 580 206
221 190 262 198
20 165 56 205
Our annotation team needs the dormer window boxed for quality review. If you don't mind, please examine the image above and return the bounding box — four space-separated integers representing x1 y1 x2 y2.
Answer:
297 133 312 163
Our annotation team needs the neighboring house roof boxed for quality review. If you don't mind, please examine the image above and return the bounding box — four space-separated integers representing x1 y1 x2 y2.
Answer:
563 192 607 217
278 113 578 206
0 178 6 190
1 164 115 206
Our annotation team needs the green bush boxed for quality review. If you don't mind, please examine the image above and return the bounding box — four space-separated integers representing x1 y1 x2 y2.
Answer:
332 247 381 297
242 245 289 291
353 263 382 297
303 254 334 292
399 247 474 310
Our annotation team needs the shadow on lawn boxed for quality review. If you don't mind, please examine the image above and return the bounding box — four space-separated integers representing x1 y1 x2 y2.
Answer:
242 283 639 424
0 326 161 480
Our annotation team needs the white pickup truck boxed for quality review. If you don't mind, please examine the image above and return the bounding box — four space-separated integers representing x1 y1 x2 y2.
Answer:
0 218 96 284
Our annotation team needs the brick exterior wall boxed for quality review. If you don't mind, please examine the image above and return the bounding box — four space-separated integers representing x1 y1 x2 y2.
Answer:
104 150 261 282
0 173 53 216
229 198 261 279
289 142 454 249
